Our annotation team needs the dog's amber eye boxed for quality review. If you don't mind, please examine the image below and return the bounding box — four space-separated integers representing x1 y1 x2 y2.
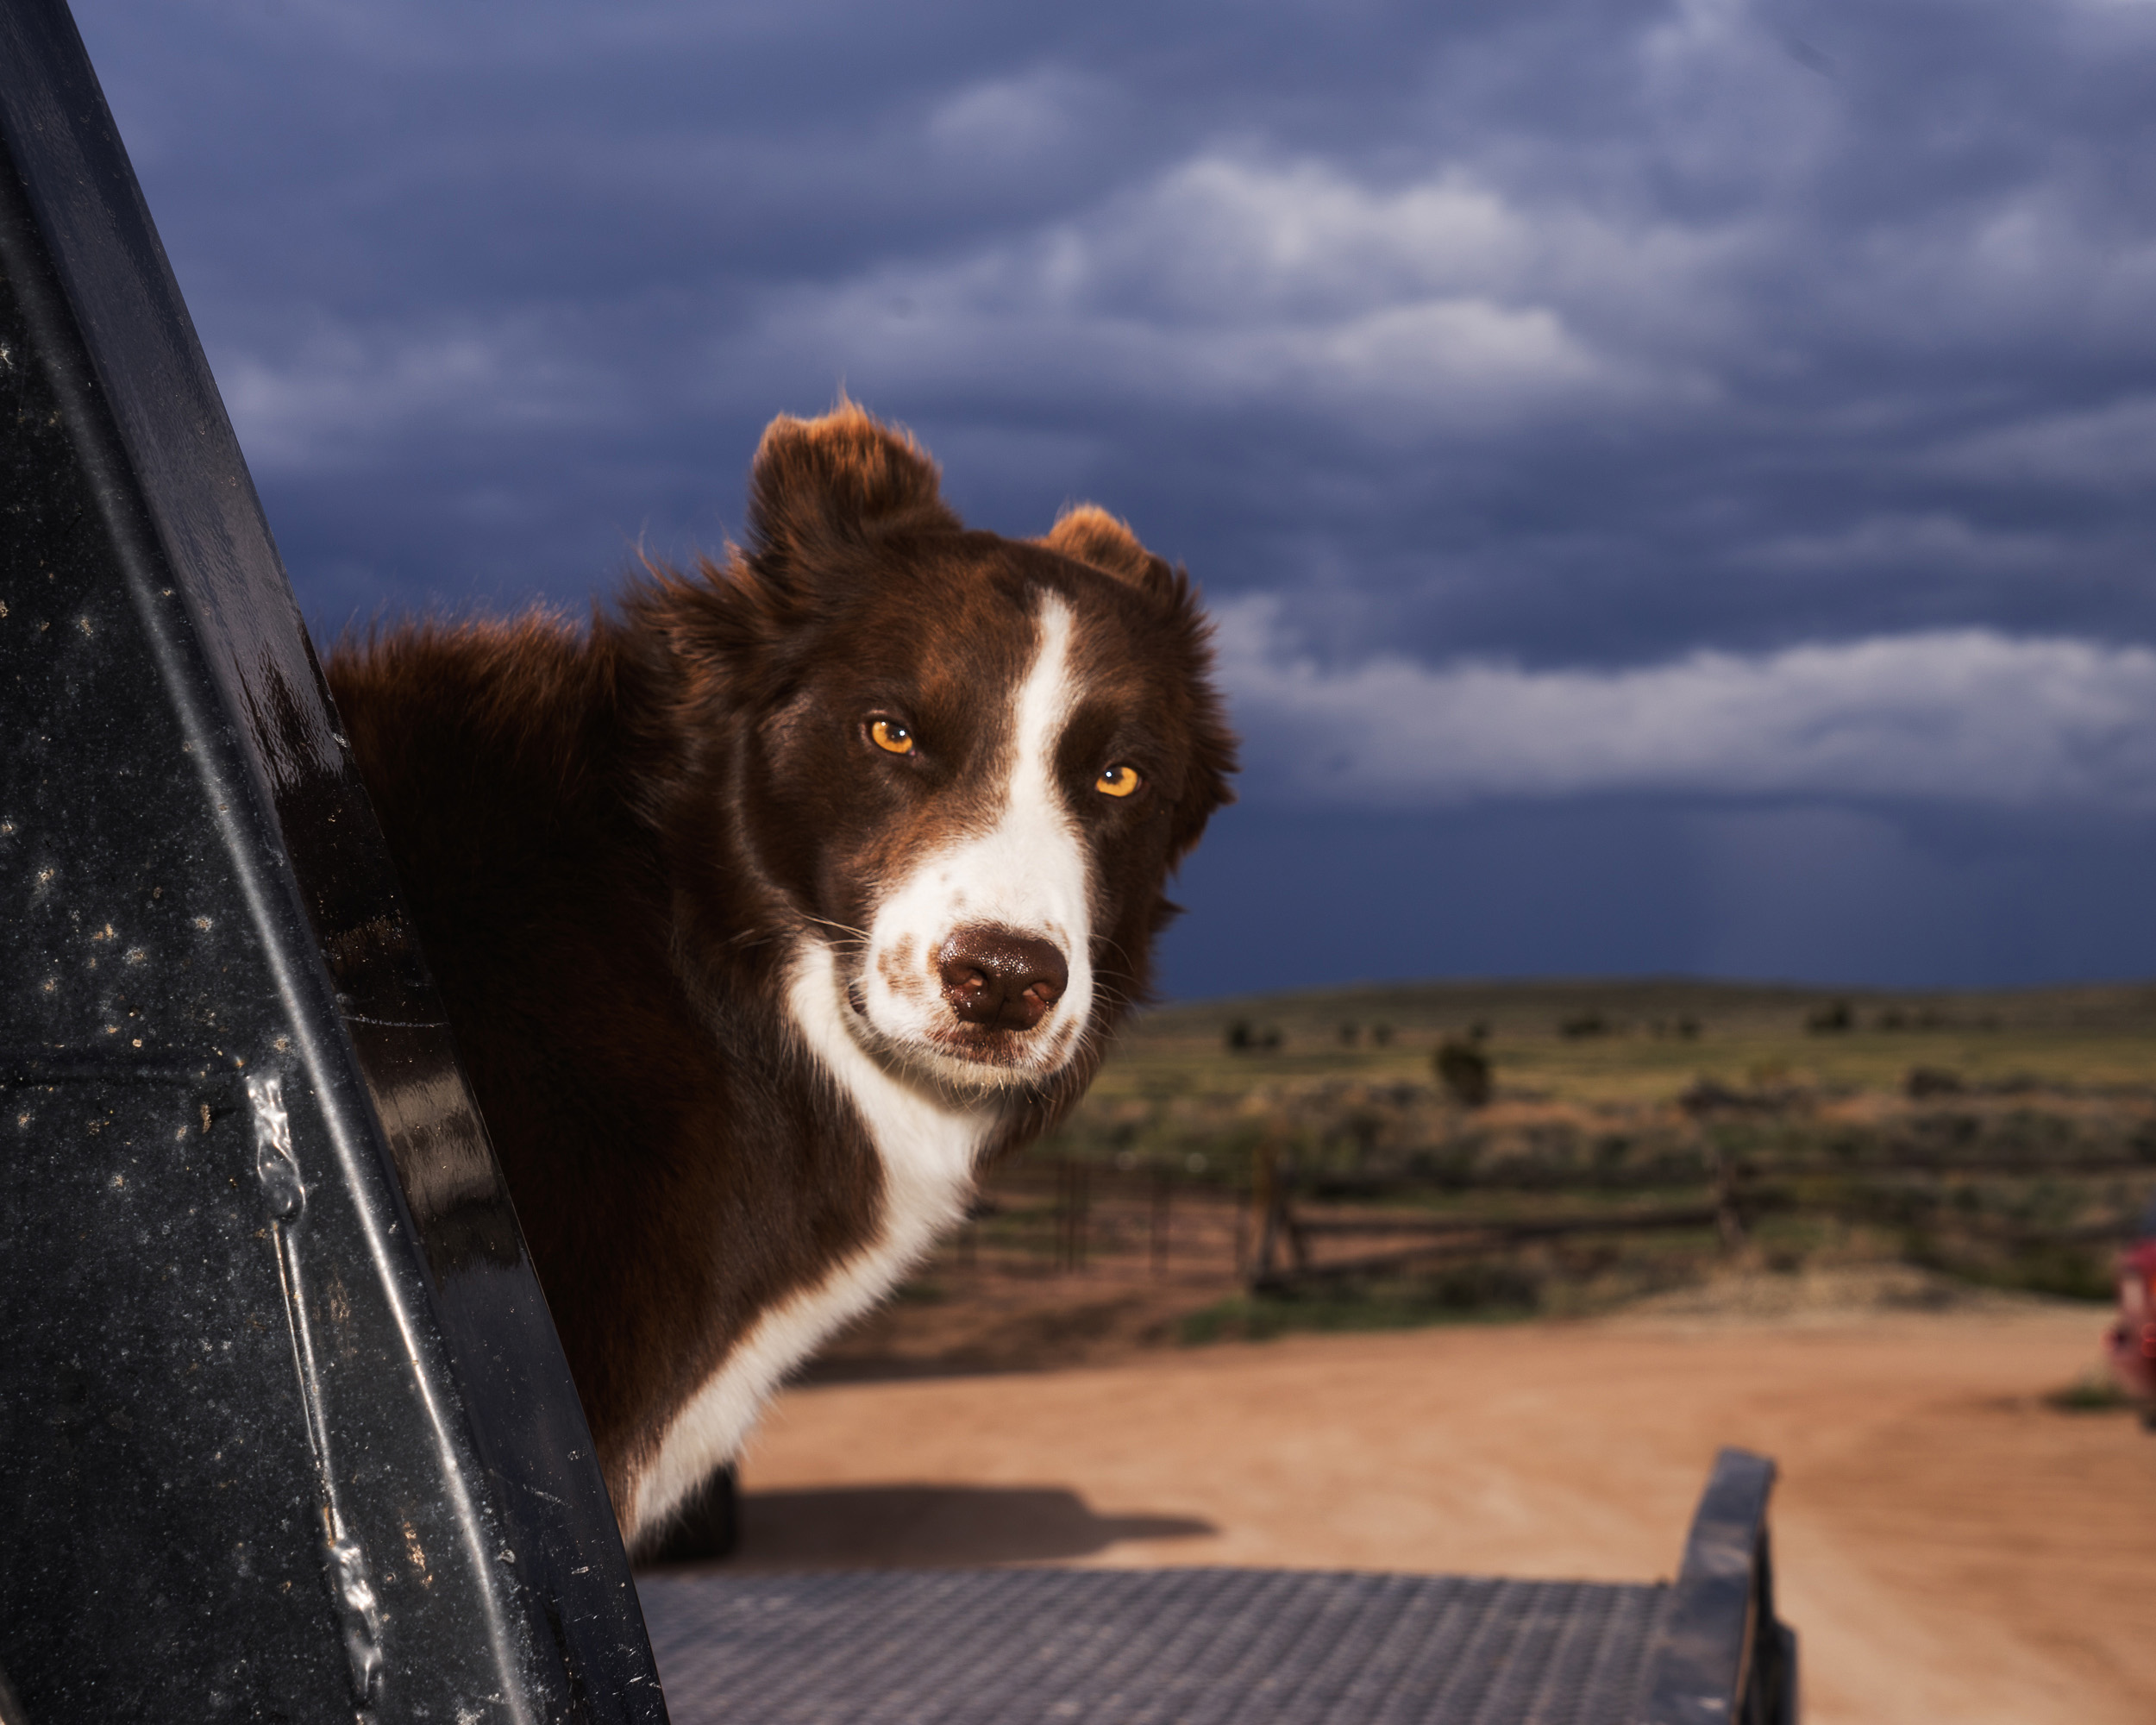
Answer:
870 719 915 755
1095 763 1141 798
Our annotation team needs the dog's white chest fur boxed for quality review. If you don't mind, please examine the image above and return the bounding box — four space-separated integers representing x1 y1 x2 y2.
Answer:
628 944 996 1542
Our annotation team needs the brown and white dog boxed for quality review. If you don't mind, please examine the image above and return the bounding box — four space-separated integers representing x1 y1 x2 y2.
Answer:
327 405 1236 1552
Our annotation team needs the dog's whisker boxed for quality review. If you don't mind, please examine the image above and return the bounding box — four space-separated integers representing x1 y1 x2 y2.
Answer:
801 913 874 944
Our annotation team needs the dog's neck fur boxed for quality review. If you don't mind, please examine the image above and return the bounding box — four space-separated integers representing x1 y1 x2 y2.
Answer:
627 939 1002 1537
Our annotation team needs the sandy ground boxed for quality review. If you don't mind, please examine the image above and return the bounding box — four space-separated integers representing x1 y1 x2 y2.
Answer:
714 1280 2156 1725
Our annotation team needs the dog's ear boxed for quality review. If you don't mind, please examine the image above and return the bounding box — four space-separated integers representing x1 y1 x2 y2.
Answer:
1047 505 1234 859
648 406 956 691
1040 505 1175 597
747 405 961 564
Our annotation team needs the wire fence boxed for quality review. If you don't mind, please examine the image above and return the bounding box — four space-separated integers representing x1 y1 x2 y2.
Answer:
950 1158 1250 1283
953 1143 2155 1303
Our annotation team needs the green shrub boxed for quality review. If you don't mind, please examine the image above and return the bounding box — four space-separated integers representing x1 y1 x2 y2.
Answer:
1433 1038 1494 1107
2046 1371 2135 1413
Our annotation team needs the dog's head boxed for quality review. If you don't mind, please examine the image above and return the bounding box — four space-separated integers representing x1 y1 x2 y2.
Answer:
646 405 1235 1097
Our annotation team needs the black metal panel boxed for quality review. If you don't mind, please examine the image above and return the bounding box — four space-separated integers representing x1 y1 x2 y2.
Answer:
1641 1447 1795 1725
0 2 665 1719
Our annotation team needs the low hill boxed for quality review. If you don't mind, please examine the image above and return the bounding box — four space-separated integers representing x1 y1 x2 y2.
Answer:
1137 975 2156 1044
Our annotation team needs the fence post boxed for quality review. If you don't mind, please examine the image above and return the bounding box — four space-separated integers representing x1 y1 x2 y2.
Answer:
1073 1159 1090 1270
1056 1158 1072 1270
1233 1164 1251 1279
1710 1145 1746 1252
1054 1157 1092 1273
1150 1165 1171 1278
1250 1145 1284 1290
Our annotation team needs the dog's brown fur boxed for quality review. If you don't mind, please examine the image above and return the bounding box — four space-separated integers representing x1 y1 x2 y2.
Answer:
328 407 1233 1539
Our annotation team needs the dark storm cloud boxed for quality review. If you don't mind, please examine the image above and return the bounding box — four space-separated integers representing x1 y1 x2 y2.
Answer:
67 0 2156 842
1163 797 2156 998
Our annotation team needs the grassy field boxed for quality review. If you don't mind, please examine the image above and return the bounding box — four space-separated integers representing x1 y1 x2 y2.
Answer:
1090 976 2156 1108
816 977 2156 1371
997 977 2156 1332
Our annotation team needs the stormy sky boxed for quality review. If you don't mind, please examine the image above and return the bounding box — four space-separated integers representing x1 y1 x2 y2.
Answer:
72 0 2156 998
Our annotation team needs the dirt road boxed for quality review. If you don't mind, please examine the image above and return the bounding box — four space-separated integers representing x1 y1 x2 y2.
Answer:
726 1289 2154 1725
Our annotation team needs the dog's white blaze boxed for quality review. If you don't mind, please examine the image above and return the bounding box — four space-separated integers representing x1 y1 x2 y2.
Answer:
629 942 995 1544
856 596 1094 1080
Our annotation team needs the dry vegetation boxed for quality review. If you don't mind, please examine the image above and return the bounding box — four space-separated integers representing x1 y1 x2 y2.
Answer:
809 978 2156 1377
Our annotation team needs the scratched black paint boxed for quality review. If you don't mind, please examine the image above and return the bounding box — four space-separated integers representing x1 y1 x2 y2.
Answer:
0 3 665 1720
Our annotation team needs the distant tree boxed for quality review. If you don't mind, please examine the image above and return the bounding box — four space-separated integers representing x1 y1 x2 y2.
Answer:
1433 1038 1493 1107
1558 1013 1609 1039
1338 1021 1359 1046
1677 1015 1702 1040
1906 1065 1963 1098
1370 1023 1394 1047
1225 1018 1253 1051
1806 1000 1853 1034
1467 1019 1491 1043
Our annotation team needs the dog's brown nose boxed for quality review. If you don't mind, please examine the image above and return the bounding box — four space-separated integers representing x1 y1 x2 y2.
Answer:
937 926 1069 1031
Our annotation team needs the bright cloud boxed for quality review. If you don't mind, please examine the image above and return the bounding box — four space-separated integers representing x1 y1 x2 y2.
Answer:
1928 396 2156 495
1217 599 2156 809
737 151 1729 428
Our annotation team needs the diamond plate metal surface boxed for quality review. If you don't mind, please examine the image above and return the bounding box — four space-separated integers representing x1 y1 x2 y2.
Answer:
640 1568 1674 1725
